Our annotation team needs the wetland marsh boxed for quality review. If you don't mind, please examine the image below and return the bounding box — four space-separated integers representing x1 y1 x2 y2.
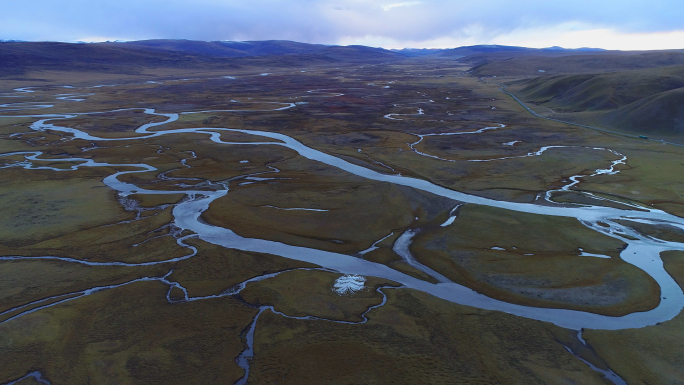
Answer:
2 61 684 384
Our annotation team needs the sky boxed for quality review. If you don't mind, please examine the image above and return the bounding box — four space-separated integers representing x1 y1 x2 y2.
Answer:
2 0 683 50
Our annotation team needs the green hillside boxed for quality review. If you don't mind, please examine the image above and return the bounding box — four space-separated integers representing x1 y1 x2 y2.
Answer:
601 87 684 135
471 51 684 76
507 65 684 135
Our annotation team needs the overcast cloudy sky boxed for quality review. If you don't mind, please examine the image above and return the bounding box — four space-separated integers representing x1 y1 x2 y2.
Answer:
2 0 683 50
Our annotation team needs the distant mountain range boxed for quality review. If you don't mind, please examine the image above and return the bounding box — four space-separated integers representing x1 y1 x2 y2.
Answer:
114 40 332 58
393 45 604 57
111 40 608 59
0 39 623 76
0 40 404 76
3 38 682 79
0 39 610 61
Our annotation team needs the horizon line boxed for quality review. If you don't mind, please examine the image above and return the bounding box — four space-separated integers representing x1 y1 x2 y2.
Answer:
3 38 682 52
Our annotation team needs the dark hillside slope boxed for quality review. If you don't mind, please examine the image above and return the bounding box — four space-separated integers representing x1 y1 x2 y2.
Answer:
315 45 401 61
601 87 684 135
394 45 603 58
509 66 684 111
471 51 684 76
0 40 404 78
0 41 239 76
117 40 329 57
237 40 328 56
506 65 684 135
437 45 604 59
114 40 254 57
437 45 535 58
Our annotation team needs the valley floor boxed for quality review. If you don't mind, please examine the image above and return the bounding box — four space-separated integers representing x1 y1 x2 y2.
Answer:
1 62 684 384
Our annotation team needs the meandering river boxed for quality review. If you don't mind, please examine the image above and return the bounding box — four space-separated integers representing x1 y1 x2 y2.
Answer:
2 86 684 332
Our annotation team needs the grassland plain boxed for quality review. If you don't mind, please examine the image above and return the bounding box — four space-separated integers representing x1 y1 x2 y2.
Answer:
0 59 683 384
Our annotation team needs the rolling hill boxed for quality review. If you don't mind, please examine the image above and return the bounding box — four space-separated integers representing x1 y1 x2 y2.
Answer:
600 87 684 135
470 50 684 76
507 65 684 135
394 45 604 58
115 39 329 57
0 40 404 78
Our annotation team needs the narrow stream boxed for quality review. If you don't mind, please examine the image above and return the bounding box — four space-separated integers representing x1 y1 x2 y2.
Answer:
561 345 627 385
392 229 451 283
1 371 51 385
